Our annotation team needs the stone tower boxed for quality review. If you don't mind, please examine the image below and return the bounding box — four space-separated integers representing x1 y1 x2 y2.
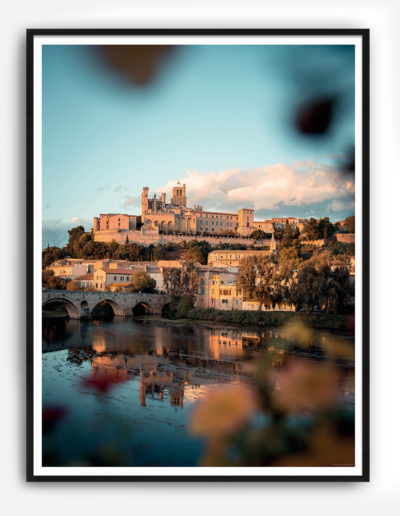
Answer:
141 187 149 217
270 232 277 253
171 182 187 206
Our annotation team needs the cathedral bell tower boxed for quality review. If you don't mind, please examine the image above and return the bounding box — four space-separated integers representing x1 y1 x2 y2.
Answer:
171 181 187 206
141 187 149 217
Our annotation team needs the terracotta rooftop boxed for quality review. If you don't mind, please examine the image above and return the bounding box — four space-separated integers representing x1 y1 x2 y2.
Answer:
75 274 93 281
97 268 135 274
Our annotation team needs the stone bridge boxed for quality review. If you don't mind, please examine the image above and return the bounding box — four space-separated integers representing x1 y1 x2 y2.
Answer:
42 290 170 319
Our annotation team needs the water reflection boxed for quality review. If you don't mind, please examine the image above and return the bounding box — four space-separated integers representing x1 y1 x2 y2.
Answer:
42 318 354 467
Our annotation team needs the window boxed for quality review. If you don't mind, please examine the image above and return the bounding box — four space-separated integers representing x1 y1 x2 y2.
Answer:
96 283 98 288
120 276 124 281
206 214 208 218
201 288 205 295
236 300 239 305
200 214 203 217
212 215 214 218
222 299 228 304
154 274 157 278
212 228 214 231
118 218 120 221
114 276 117 280
200 220 203 225
212 222 214 225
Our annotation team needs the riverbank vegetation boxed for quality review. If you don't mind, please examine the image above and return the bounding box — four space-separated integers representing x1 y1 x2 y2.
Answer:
185 307 349 330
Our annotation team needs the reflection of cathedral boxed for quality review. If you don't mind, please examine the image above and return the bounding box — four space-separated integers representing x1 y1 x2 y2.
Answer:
65 327 296 408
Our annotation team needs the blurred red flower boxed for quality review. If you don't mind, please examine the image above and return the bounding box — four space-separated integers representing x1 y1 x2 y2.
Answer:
81 372 126 393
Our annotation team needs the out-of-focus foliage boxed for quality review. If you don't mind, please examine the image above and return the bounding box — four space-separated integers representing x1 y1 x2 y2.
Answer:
190 323 355 467
99 45 176 86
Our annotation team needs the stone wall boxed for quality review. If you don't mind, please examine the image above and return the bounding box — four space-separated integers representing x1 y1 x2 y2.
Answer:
93 229 271 248
336 233 355 244
299 239 327 247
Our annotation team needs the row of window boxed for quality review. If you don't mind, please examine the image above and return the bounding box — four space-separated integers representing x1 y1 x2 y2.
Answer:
199 214 238 220
200 221 235 226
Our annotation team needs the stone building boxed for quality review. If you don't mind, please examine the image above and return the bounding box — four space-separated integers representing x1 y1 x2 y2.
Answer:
93 213 137 231
140 182 258 237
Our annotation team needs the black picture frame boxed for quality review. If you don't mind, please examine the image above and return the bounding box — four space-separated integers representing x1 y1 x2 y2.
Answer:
27 28 370 482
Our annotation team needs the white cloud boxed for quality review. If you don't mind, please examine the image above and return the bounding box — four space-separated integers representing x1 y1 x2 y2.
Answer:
152 162 355 213
123 194 141 207
326 199 356 212
42 217 91 248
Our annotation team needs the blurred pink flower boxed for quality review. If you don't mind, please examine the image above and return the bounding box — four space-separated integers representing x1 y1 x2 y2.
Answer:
191 385 258 438
271 359 339 414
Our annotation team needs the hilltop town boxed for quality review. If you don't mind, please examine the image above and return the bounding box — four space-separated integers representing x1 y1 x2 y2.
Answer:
42 182 355 318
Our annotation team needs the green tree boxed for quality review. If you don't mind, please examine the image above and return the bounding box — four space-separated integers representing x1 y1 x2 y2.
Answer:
126 243 141 262
250 229 268 240
66 280 81 291
317 217 334 240
64 225 86 257
153 244 164 261
236 254 282 311
42 270 66 290
281 220 293 247
273 224 283 241
344 215 355 233
163 260 201 298
126 271 156 293
285 253 354 314
279 246 301 270
304 218 320 240
187 240 212 265
42 246 66 269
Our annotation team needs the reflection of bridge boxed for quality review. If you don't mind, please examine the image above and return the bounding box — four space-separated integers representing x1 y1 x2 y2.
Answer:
42 290 170 319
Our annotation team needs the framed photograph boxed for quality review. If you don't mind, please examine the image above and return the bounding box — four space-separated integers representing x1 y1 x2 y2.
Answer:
27 29 369 482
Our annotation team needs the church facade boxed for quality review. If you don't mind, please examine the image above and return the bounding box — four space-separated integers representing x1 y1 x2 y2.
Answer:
140 182 265 237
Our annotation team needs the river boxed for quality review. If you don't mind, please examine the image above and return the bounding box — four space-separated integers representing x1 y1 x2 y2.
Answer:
42 316 355 467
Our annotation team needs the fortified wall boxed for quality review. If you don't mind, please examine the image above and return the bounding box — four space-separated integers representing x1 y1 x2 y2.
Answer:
335 233 355 244
299 239 327 248
93 229 272 248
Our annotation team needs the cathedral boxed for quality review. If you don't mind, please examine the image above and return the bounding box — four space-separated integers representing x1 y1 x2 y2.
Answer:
140 182 258 237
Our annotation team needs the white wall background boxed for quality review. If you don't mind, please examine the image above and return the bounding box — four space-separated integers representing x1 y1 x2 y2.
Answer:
1 0 399 513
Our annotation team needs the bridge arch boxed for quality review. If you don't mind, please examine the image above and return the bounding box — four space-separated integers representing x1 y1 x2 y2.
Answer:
91 299 125 317
132 301 151 316
42 297 80 319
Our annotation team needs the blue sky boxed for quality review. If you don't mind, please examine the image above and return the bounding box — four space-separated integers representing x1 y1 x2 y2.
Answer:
42 44 355 247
